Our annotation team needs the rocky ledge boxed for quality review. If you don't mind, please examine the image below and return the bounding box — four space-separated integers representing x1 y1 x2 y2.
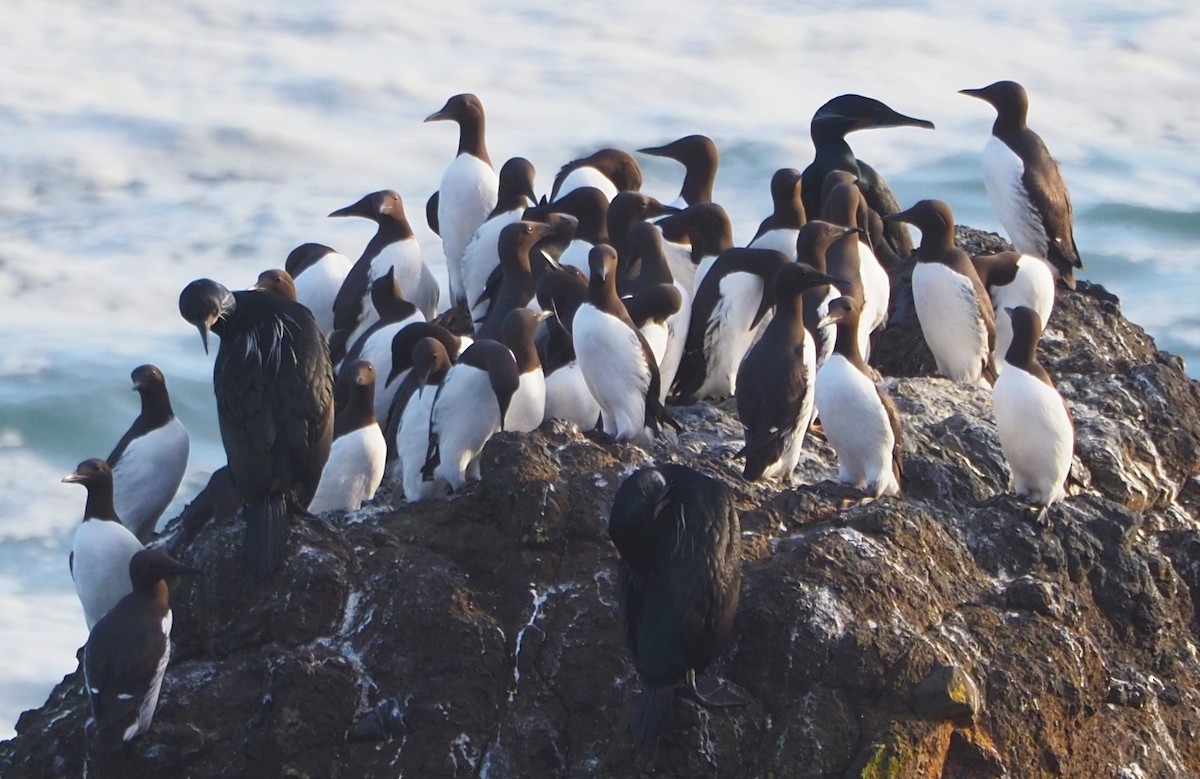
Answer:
4 228 1200 778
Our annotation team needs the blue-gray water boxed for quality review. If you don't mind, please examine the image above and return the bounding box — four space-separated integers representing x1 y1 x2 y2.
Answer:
1 0 1197 738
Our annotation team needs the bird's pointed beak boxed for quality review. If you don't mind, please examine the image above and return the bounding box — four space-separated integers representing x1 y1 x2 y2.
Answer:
959 87 985 99
636 144 669 157
882 208 912 224
196 324 211 355
61 471 85 484
424 108 449 123
881 108 935 130
328 196 369 219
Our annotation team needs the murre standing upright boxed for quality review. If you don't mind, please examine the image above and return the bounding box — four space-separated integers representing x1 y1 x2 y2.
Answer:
83 548 195 755
309 360 387 514
821 176 889 361
475 219 569 340
573 245 678 445
337 269 424 420
992 306 1074 508
637 134 719 208
422 339 519 493
64 458 144 630
426 93 499 307
618 221 690 403
499 308 548 433
461 157 539 322
608 464 744 751
327 190 434 363
748 168 806 258
284 243 352 337
393 338 454 502
961 80 1082 289
106 364 189 543
735 262 841 483
801 94 935 256
813 296 903 498
885 200 997 387
179 278 334 577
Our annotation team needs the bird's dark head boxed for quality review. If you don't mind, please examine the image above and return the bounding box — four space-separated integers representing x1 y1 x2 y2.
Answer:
772 261 845 304
128 548 199 593
883 199 954 250
818 295 863 330
655 202 732 254
130 364 166 394
960 80 1029 120
501 308 546 357
344 359 376 390
424 93 484 125
770 167 805 208
819 169 858 203
637 134 718 168
369 267 405 310
587 244 620 286
796 220 862 265
820 179 865 228
608 467 671 564
253 268 298 302
811 94 935 140
498 157 538 205
535 268 587 324
412 337 452 396
329 189 403 221
179 278 235 354
1006 304 1044 345
62 457 112 488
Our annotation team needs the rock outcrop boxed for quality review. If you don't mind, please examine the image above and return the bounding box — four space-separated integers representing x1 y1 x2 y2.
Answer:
4 228 1200 778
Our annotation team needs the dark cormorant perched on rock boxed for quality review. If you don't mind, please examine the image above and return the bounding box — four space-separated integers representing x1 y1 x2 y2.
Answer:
179 278 334 577
608 464 744 750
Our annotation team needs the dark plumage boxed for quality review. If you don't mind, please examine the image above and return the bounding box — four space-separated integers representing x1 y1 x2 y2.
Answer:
106 364 189 543
802 94 934 257
609 464 743 750
736 262 841 482
179 279 334 577
961 80 1082 289
83 548 195 754
637 134 719 207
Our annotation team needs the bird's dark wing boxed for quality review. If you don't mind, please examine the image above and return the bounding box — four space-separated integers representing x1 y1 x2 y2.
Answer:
84 604 168 748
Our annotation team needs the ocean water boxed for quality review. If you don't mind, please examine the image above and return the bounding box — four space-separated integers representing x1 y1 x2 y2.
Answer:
1 0 1198 738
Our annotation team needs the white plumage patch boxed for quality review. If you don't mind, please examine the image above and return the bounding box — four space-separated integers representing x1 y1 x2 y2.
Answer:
989 254 1056 372
695 272 764 399
112 417 189 540
553 167 618 202
543 361 602 429
856 241 891 361
396 383 441 502
355 313 426 422
429 363 502 491
912 262 990 386
370 238 439 320
814 354 900 497
72 519 143 630
747 228 800 260
981 136 1049 258
993 364 1073 505
573 304 652 444
293 251 352 336
308 424 387 513
462 208 523 322
440 154 500 304
506 369 547 434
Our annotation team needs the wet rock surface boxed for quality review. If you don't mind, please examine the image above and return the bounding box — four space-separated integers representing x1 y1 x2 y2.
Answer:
4 227 1200 778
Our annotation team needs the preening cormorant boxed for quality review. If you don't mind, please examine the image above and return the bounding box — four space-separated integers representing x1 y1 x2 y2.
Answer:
179 278 334 577
608 464 744 750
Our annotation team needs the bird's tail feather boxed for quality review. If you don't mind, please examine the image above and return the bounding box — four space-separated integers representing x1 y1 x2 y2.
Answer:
633 683 674 752
244 494 288 578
